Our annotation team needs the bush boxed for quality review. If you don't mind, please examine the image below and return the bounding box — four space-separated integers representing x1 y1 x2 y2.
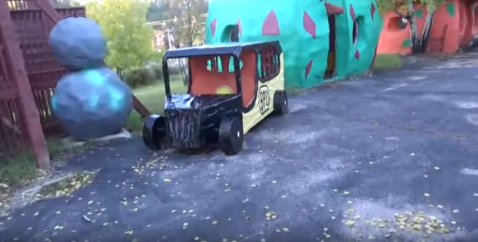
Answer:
373 54 402 71
122 64 162 88
121 61 185 89
149 64 163 78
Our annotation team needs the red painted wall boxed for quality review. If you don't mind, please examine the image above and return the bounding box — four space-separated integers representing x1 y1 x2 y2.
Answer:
378 0 478 54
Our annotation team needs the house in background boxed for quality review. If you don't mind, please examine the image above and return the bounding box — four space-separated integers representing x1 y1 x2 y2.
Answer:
152 30 166 49
148 19 177 50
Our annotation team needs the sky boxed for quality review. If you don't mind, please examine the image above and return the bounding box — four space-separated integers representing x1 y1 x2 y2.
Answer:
75 0 99 4
75 0 92 4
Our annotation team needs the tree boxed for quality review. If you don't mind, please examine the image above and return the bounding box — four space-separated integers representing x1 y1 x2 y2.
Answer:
418 0 446 52
376 0 446 53
161 0 207 47
154 0 207 85
85 0 157 78
146 1 170 22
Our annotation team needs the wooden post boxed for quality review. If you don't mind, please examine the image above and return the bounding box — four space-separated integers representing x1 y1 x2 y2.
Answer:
0 2 50 169
33 0 151 118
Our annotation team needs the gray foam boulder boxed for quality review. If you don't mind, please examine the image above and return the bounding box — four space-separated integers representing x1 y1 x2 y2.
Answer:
51 67 133 140
49 17 107 71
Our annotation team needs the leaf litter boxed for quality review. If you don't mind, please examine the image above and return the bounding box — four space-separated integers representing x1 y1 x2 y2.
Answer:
1 155 183 241
0 171 97 218
39 172 95 198
337 201 465 241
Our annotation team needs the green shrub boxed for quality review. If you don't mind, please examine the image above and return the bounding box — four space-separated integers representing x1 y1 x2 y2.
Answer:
123 65 162 88
373 54 402 71
149 64 163 79
121 61 186 88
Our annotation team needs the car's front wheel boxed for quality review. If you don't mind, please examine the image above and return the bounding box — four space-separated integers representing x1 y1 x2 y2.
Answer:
142 114 167 151
219 117 243 155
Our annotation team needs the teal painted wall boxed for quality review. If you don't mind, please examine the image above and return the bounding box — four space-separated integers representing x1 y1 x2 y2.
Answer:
205 0 383 89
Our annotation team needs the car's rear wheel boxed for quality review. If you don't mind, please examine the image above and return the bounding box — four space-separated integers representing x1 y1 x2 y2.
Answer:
143 114 167 151
219 117 243 155
273 90 288 115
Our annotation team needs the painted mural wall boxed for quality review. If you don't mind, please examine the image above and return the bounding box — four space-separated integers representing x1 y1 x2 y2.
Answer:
378 0 478 54
205 0 382 89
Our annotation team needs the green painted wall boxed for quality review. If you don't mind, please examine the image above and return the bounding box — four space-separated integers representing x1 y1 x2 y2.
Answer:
205 0 383 89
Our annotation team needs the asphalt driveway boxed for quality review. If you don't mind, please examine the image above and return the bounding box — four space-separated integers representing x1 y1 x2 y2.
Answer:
2 54 478 242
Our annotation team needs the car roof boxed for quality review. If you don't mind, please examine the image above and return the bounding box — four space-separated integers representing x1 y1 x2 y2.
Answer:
163 41 282 61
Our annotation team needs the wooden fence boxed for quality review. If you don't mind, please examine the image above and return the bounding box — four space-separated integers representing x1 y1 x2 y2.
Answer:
0 0 150 168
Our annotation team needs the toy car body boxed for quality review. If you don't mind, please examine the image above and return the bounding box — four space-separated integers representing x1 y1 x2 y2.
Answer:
142 41 288 155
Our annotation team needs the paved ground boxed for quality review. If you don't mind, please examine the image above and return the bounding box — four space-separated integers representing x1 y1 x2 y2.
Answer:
2 55 478 242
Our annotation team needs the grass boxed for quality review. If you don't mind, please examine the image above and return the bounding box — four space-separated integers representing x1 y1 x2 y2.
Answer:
0 138 86 188
373 54 403 71
127 76 187 133
0 152 38 188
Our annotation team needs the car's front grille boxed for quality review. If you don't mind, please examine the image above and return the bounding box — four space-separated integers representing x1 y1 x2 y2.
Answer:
166 110 201 149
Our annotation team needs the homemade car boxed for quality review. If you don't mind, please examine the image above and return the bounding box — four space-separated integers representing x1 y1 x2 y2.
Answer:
143 41 288 155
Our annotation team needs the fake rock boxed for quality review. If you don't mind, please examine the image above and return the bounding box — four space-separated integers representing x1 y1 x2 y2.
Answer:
49 17 107 71
51 67 133 140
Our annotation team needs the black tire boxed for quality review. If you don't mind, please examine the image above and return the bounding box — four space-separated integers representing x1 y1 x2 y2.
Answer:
142 114 167 151
273 90 288 115
219 117 243 155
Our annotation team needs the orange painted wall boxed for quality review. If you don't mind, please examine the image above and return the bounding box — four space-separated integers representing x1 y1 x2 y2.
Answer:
377 0 478 54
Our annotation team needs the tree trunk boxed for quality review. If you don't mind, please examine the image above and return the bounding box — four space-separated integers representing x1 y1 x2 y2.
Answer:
405 2 421 53
179 59 189 86
116 68 125 81
419 12 434 53
187 16 194 46
408 17 421 53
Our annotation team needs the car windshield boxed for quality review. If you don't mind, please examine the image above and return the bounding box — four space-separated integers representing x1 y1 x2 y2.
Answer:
188 51 257 107
206 56 243 73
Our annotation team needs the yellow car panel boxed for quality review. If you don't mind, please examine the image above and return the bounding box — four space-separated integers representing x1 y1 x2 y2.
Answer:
242 53 285 134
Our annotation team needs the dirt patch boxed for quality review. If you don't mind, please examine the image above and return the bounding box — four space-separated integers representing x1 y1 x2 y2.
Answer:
0 170 97 217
